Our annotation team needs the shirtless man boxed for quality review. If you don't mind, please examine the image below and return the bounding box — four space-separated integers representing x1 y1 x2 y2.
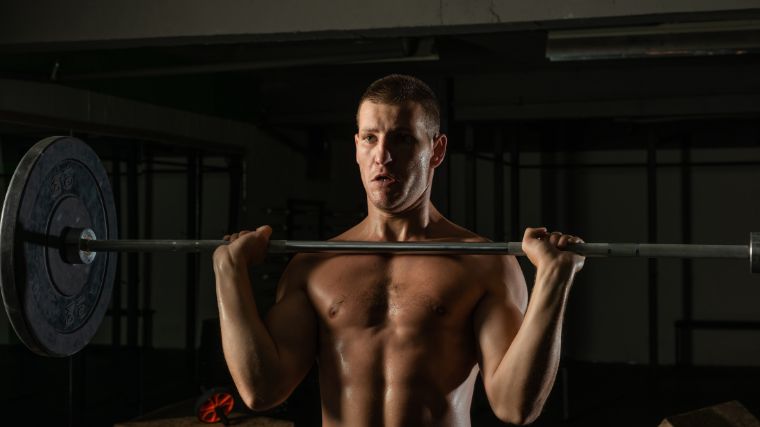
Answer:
213 74 585 426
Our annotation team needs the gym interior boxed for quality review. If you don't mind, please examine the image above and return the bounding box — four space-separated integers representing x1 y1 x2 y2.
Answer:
1 1 759 426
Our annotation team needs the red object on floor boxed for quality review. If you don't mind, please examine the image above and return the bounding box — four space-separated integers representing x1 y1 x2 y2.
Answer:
196 388 235 424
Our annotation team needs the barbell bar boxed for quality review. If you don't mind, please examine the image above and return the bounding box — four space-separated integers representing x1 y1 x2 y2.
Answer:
77 230 756 262
1 136 757 358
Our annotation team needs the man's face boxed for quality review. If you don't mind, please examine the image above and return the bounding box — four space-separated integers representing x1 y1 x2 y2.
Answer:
355 101 445 213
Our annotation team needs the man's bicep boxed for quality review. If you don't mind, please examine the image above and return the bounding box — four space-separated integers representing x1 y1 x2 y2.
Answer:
503 255 528 313
263 263 318 388
473 256 527 381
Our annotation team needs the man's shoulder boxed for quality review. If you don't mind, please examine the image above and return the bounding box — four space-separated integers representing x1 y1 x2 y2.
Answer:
284 252 327 273
283 222 366 274
428 215 490 243
328 220 368 241
432 217 523 272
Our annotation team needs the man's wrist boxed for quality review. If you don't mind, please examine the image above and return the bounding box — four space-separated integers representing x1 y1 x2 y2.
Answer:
533 261 575 302
536 259 575 282
214 252 249 278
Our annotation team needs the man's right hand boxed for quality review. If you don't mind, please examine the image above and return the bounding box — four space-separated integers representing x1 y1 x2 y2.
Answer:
213 225 272 271
521 227 585 276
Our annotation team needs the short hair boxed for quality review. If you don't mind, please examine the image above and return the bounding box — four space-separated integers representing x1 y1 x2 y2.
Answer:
357 74 440 139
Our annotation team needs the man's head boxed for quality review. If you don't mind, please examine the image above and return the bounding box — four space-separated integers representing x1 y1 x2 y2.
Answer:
355 75 447 213
356 74 440 139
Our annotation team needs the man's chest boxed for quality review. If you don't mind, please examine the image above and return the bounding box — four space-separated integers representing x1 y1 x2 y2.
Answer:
304 255 485 329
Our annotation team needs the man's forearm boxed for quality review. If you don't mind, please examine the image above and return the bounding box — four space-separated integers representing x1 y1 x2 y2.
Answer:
489 263 574 423
215 259 284 408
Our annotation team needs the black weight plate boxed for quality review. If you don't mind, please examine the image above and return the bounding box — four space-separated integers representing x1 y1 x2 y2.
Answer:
0 136 118 357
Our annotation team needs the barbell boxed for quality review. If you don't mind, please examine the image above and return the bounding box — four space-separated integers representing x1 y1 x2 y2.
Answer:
0 136 757 357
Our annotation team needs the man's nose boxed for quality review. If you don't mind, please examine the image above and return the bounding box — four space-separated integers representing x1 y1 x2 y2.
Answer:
373 139 392 165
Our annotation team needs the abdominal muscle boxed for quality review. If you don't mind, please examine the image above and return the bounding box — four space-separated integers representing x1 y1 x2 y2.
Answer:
317 324 480 427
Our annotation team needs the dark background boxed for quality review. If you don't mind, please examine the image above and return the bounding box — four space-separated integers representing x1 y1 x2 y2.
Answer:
1 1 759 425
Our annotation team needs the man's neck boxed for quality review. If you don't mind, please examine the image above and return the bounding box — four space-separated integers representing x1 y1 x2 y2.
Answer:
363 198 442 241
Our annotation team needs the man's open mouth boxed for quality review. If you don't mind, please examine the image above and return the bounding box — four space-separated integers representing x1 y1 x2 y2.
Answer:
372 174 397 183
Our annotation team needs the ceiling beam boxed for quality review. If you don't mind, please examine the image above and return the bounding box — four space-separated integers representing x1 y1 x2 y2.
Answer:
1 1 759 51
0 78 257 152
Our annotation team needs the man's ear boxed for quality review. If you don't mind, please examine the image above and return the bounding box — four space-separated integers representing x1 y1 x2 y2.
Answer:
431 134 447 168
355 133 360 164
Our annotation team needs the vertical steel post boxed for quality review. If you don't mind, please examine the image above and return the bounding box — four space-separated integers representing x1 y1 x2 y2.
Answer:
126 144 142 413
185 151 202 381
127 146 139 348
680 137 693 365
439 77 454 217
227 156 242 233
510 129 521 241
142 153 153 348
647 133 659 368
493 126 504 242
540 125 558 230
465 125 476 231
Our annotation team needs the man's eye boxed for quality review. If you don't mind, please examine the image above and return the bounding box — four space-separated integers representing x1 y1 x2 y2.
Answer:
362 135 376 143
